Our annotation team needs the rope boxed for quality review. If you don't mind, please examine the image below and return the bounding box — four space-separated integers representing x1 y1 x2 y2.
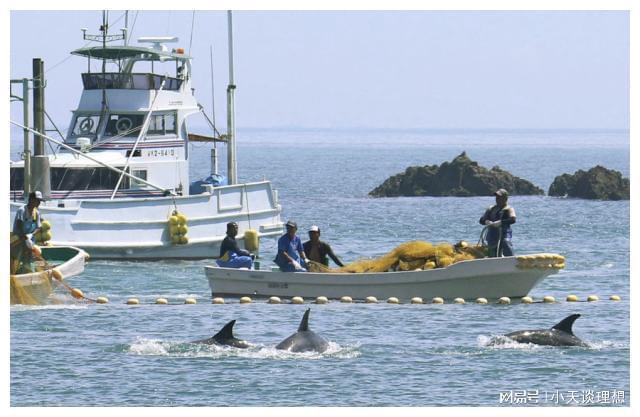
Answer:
34 253 96 302
244 184 252 230
478 224 504 257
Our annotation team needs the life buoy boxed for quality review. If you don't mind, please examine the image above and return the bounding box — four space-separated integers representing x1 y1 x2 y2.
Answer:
116 117 133 134
78 117 94 134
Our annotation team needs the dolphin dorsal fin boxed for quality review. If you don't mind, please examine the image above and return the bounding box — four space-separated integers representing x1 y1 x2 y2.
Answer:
298 309 311 331
551 314 581 334
213 319 236 340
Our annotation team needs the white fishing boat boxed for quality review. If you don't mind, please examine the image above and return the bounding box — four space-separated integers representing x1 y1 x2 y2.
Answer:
10 246 89 305
9 12 282 259
204 254 564 301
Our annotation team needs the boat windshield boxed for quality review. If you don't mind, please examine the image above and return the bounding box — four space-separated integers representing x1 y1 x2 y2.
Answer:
104 114 145 137
102 112 177 138
81 73 182 91
71 114 101 138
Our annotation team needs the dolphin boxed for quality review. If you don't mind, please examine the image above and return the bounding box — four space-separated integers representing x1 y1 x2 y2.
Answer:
499 314 588 347
276 308 329 353
190 320 250 348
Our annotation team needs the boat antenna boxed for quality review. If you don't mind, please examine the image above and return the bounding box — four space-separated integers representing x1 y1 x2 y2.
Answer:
210 44 219 175
189 11 196 55
226 10 237 184
210 45 217 132
124 10 129 46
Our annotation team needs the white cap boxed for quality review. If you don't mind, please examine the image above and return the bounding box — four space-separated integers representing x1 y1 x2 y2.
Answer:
309 225 320 233
30 190 45 201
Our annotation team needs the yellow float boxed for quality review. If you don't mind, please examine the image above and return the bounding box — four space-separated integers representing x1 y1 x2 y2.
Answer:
168 210 189 245
244 229 259 253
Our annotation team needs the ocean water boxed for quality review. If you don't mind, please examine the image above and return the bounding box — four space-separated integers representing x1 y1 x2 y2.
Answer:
10 129 630 406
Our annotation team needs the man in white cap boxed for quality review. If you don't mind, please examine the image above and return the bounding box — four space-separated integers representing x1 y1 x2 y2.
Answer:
274 220 309 272
479 188 516 257
10 191 45 273
303 225 344 267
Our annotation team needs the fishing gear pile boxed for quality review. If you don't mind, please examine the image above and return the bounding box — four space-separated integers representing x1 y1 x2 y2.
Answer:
308 240 487 273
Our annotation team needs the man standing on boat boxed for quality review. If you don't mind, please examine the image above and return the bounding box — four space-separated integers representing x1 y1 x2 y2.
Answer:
303 225 344 267
10 191 44 273
216 222 254 269
479 189 516 257
275 220 309 272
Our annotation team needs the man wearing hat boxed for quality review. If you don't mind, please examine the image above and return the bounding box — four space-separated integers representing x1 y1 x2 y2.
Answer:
10 191 45 273
479 188 516 257
215 222 254 269
274 220 309 272
303 225 344 267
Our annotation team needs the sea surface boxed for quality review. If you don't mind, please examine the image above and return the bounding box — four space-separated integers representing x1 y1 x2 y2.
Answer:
10 128 630 407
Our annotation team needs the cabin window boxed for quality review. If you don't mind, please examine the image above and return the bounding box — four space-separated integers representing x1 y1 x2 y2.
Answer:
82 73 182 91
71 114 101 137
50 167 130 190
10 167 130 191
131 169 147 187
10 167 24 191
104 114 145 137
148 113 177 136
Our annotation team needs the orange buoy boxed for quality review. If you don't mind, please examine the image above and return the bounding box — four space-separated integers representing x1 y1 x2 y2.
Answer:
71 288 84 299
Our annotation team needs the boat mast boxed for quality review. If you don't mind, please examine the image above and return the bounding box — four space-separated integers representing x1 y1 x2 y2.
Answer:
100 11 108 122
21 78 31 197
31 58 51 198
226 10 237 185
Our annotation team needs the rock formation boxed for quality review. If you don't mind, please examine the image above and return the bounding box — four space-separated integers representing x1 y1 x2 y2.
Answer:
548 166 629 200
369 152 544 197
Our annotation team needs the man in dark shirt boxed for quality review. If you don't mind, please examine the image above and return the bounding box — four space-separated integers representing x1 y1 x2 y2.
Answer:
479 188 516 257
216 222 253 268
303 225 344 267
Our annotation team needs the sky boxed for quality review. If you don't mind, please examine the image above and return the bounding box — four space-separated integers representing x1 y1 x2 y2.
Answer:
8 9 630 131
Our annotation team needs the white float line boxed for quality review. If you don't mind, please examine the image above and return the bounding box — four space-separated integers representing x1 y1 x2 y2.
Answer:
89 294 622 306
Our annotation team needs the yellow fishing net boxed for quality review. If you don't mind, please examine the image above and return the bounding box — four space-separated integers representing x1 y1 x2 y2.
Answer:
307 240 487 273
10 240 60 305
10 271 54 305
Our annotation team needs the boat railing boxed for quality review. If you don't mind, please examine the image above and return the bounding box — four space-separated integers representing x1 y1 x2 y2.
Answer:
81 73 182 91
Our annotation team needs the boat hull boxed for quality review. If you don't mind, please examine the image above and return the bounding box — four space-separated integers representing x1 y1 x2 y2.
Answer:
205 255 559 301
9 181 283 259
10 246 88 304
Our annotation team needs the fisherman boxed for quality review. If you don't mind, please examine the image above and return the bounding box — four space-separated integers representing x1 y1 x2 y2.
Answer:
274 220 309 272
303 225 344 267
216 222 254 269
479 188 516 257
10 191 44 273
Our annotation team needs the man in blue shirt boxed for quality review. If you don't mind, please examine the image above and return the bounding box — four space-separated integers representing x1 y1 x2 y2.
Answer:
274 220 309 272
216 222 254 269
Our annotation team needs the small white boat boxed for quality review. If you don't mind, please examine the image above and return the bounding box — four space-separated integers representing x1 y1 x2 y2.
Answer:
10 246 89 305
204 253 564 301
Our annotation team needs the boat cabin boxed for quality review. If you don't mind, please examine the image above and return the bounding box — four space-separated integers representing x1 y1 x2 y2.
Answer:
11 37 206 200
